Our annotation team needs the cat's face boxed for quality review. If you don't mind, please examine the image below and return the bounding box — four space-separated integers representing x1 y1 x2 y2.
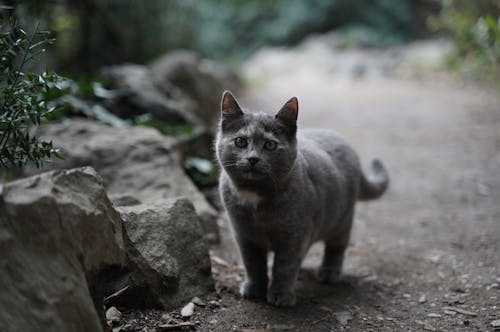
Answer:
216 91 298 191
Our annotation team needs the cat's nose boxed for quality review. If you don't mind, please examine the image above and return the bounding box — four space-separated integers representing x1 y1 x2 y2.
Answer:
247 157 260 166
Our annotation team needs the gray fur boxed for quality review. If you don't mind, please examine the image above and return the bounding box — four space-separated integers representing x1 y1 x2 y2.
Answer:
216 91 389 306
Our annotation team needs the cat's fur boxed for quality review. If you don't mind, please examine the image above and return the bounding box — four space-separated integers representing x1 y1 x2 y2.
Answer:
216 91 389 306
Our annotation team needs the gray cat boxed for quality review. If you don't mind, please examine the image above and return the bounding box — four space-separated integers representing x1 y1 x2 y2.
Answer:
216 91 389 306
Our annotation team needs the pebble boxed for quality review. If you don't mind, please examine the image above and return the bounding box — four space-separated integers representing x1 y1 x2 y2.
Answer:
191 296 206 307
491 319 500 328
403 293 411 299
333 311 352 326
106 306 122 323
180 302 195 318
208 300 221 307
427 313 442 318
418 294 427 303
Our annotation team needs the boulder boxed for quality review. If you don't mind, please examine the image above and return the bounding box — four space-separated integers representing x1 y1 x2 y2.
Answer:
0 167 125 332
30 119 218 238
100 64 199 126
150 50 242 129
107 198 214 309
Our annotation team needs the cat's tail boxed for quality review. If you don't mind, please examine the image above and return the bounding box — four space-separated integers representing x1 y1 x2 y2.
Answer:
358 159 389 201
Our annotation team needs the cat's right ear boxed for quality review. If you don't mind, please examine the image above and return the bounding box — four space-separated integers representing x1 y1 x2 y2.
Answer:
221 91 243 120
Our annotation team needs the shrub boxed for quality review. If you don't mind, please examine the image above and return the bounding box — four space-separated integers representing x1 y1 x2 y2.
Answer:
433 0 500 80
0 22 65 168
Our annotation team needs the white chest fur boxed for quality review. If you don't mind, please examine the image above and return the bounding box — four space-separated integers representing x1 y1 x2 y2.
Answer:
238 190 261 206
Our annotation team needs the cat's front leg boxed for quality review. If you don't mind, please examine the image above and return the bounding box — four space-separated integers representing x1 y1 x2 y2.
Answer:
267 249 302 307
237 238 268 300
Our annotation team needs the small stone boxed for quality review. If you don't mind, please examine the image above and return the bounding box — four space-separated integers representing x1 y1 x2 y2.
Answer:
427 313 442 318
209 319 217 324
208 300 221 307
490 319 500 328
403 293 411 299
333 311 352 326
418 294 427 303
486 283 499 291
106 306 122 323
181 302 195 318
191 296 206 307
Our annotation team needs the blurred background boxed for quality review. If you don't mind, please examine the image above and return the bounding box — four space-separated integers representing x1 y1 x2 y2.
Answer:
2 0 498 78
2 1 500 331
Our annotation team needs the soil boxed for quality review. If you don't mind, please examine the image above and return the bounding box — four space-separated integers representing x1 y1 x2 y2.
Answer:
121 38 500 331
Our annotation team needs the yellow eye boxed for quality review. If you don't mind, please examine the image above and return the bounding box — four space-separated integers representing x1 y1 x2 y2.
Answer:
264 140 277 151
235 137 248 148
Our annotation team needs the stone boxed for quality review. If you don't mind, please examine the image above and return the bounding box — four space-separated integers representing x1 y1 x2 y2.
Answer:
107 198 214 309
30 119 218 238
180 302 195 318
106 307 122 323
100 64 198 126
0 167 126 332
150 50 241 130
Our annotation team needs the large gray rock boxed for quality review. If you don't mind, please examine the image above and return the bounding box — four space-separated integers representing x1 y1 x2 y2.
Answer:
107 198 214 309
31 119 218 236
0 167 125 332
150 50 241 129
100 64 199 126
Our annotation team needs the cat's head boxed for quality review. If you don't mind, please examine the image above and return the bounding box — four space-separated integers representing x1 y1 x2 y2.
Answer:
216 91 298 192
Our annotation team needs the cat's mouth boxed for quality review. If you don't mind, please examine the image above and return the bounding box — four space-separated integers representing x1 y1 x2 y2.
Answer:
241 167 266 179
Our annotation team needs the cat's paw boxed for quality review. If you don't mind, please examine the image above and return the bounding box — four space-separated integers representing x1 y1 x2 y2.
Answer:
317 267 342 284
240 280 267 300
266 289 296 307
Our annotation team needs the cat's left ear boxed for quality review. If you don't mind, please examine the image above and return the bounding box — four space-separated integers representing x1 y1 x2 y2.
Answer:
275 97 298 126
221 91 243 119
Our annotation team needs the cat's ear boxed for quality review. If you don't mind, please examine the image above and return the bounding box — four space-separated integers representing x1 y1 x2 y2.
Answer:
275 97 298 126
221 91 243 119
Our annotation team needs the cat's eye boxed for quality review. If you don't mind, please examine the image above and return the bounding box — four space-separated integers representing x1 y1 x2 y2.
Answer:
234 137 248 148
263 140 278 151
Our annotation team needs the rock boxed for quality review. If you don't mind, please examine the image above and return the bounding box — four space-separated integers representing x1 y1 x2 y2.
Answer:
150 50 241 130
491 319 500 328
106 307 122 323
31 119 218 238
100 64 198 126
418 294 427 303
107 198 214 309
0 167 126 332
181 302 195 318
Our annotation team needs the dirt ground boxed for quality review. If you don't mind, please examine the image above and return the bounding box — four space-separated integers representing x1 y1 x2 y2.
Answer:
125 38 500 331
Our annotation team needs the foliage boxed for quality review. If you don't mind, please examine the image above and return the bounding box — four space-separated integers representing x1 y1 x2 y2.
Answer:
433 0 500 80
184 157 219 189
13 0 416 74
0 21 65 168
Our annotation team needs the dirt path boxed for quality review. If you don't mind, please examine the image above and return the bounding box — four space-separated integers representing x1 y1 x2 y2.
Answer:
191 37 500 332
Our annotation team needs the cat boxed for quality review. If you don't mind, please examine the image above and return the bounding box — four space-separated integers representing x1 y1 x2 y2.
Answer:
215 91 389 306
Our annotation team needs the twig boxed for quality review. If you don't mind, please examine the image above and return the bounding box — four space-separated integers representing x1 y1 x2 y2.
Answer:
104 285 129 304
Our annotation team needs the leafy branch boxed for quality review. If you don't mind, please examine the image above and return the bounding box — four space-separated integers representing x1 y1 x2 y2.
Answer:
0 21 66 168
